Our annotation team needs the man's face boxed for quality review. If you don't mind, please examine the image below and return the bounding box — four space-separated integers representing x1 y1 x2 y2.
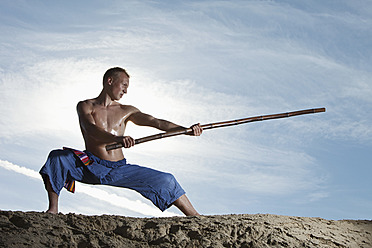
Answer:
108 72 129 100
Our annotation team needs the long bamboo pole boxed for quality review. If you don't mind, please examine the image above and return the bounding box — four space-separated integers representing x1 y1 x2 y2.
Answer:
106 107 326 151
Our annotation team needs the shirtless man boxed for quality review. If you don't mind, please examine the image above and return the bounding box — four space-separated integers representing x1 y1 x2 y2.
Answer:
39 67 202 216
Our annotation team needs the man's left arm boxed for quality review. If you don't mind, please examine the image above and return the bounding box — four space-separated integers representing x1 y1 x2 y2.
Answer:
128 110 202 136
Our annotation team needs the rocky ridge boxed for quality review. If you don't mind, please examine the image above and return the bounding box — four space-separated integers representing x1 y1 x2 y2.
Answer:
0 210 371 247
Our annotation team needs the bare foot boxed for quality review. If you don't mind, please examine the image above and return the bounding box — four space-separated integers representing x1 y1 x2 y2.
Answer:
45 210 58 214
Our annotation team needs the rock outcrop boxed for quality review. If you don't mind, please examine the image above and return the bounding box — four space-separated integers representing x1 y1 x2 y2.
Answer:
0 210 371 247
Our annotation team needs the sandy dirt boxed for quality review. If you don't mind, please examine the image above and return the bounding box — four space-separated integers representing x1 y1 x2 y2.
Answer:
0 210 371 247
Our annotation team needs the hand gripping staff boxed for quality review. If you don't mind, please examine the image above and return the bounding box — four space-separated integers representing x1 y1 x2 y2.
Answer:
106 107 326 151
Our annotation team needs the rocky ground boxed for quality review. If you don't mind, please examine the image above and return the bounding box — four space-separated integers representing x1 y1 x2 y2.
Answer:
0 210 371 247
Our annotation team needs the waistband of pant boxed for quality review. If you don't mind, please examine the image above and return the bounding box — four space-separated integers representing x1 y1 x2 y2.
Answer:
85 151 127 168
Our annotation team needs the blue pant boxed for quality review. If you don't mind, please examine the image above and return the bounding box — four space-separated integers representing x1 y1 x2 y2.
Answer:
39 149 185 211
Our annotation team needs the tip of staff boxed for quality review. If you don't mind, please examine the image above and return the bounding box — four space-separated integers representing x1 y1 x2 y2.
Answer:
316 107 326 113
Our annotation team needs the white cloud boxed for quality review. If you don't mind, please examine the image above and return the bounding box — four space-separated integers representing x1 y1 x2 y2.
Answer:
77 184 180 217
0 160 40 180
0 59 105 137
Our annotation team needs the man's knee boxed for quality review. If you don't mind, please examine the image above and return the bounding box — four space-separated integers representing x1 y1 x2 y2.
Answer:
160 172 179 187
162 172 174 181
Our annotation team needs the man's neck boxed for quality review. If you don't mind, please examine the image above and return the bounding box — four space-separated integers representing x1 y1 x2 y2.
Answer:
96 89 115 107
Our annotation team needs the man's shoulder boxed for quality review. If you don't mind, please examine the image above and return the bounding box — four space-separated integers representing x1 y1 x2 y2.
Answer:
77 99 94 105
119 103 136 109
119 104 140 114
80 98 96 104
76 99 95 113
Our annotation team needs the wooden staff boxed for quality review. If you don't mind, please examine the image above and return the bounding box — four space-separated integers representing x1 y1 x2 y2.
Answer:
106 107 326 151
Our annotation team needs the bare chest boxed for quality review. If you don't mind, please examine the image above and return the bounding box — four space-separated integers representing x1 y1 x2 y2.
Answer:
92 106 131 136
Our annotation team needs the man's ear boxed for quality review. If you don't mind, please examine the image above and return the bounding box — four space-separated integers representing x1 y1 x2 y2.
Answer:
107 77 114 85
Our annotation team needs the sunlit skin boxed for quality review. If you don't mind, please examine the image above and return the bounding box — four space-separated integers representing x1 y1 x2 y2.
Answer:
45 71 202 216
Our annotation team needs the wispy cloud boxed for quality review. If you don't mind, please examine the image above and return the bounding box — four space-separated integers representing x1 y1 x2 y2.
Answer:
0 160 40 180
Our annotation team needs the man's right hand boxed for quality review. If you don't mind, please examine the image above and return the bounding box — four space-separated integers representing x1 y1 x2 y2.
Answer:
118 136 135 148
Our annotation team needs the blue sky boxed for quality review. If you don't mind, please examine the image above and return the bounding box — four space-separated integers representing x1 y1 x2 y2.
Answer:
0 0 371 219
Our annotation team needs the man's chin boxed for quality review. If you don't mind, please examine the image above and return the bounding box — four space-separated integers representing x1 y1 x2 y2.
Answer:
110 96 122 101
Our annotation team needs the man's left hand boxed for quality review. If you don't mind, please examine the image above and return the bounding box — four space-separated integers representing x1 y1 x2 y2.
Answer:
190 123 203 136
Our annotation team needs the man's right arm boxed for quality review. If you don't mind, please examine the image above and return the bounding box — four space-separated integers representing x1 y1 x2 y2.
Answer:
77 101 134 147
128 107 203 136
